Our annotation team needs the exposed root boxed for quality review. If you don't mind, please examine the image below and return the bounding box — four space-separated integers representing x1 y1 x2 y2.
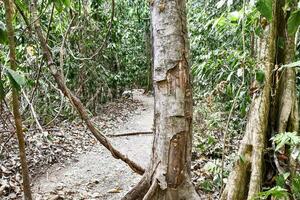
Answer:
121 175 150 200
142 180 158 200
221 140 252 200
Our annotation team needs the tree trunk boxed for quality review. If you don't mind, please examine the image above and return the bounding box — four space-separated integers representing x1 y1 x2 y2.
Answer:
222 0 299 199
122 0 199 199
4 0 33 199
274 0 299 183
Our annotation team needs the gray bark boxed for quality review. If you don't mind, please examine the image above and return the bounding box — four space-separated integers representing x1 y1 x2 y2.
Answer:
148 0 199 199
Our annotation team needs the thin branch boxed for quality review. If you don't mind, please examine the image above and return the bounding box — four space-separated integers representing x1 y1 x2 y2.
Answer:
4 0 33 198
19 0 49 35
14 0 32 33
60 15 76 74
31 0 144 175
45 3 55 43
45 90 65 126
21 89 44 133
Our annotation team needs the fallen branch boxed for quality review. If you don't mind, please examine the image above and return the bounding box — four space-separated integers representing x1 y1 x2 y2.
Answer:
31 0 144 175
107 131 153 137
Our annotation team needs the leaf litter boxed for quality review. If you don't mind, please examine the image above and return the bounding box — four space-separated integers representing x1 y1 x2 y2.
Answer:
0 97 143 199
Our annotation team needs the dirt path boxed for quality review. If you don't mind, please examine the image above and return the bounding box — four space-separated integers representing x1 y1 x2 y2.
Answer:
33 92 154 200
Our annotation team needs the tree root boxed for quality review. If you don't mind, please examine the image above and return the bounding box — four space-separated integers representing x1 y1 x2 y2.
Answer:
142 179 158 200
121 175 151 200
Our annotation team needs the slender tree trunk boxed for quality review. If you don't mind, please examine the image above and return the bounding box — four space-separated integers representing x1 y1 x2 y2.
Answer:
4 0 33 199
122 1 199 199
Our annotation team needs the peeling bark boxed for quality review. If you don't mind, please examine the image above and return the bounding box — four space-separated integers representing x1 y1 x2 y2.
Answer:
122 0 199 199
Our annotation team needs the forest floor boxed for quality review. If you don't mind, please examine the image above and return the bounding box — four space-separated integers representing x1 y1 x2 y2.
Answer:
1 90 240 199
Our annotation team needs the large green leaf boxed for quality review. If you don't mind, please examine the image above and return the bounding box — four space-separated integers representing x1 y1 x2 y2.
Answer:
0 21 8 44
4 67 26 90
287 9 300 35
256 0 273 21
61 0 70 7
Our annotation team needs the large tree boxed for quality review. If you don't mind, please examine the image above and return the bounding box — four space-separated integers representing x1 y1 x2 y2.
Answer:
122 0 200 199
221 0 299 199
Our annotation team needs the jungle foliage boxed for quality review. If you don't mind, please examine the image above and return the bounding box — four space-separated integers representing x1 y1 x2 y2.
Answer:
0 0 300 199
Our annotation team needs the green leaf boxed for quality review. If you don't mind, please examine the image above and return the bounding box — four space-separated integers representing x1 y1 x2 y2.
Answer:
51 0 70 12
257 186 289 199
292 175 300 198
4 68 26 90
256 0 273 21
61 0 70 7
0 21 8 44
213 14 226 28
228 11 241 22
288 10 300 35
272 132 300 151
239 155 246 164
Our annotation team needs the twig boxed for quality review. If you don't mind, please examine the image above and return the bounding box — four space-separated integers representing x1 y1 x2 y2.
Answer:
45 91 65 126
14 0 32 33
29 62 43 104
18 0 48 35
60 15 76 74
45 3 55 43
86 88 101 108
21 89 44 133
